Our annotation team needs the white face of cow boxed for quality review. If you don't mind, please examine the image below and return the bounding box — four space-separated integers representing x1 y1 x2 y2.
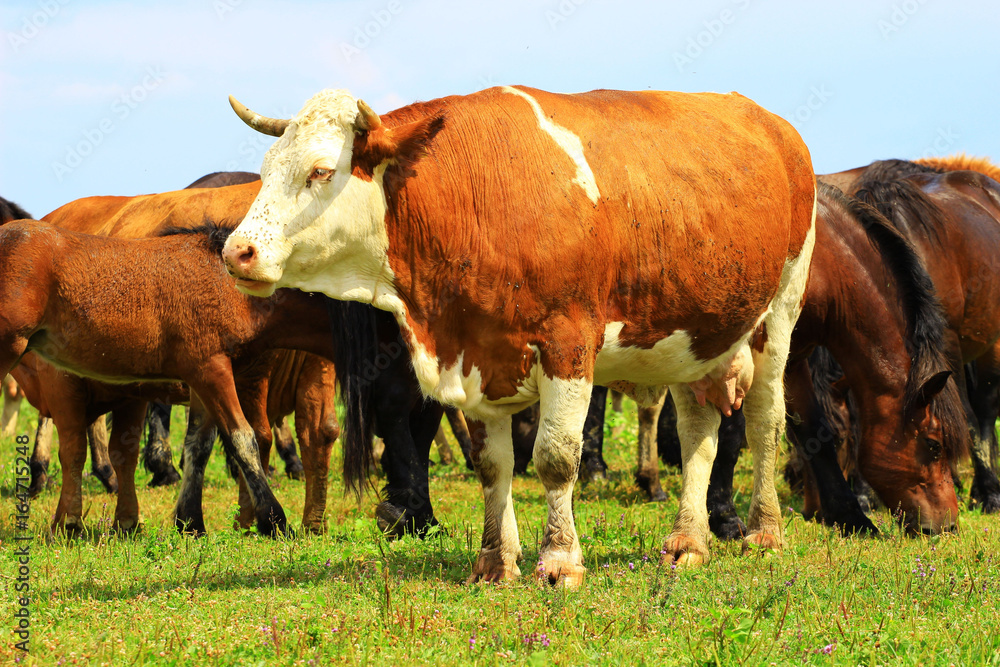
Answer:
222 89 394 303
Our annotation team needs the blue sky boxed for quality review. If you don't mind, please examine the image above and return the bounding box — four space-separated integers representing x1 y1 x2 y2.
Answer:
2 0 997 218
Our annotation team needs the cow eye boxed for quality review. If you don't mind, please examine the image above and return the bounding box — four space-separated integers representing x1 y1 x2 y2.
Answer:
306 167 334 187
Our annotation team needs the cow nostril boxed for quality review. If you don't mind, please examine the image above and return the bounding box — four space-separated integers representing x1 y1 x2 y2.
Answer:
236 243 256 268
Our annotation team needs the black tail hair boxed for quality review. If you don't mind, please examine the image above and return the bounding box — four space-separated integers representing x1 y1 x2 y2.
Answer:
328 299 379 498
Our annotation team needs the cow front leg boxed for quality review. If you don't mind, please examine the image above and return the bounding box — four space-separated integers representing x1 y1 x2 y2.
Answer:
466 416 522 584
534 376 592 588
662 384 721 565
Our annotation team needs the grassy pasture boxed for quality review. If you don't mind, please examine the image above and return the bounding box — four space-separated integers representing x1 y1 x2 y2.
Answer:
2 400 999 666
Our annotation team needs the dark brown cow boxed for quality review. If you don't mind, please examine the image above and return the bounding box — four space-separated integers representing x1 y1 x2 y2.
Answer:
221 86 817 585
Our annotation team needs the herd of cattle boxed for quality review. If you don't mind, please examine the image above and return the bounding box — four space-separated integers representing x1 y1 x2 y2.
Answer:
3 84 1000 587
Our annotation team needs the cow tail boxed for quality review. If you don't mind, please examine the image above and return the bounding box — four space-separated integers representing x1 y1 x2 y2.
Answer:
327 299 378 499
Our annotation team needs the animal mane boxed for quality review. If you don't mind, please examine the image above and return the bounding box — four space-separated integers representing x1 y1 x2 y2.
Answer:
158 221 236 255
0 196 33 224
916 153 1000 184
853 160 948 243
820 182 968 462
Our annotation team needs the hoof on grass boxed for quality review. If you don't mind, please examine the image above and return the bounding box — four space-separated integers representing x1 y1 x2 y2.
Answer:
742 531 783 556
661 533 710 567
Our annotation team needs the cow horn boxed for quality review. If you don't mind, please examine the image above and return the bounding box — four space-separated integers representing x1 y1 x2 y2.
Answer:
229 95 290 137
355 99 382 131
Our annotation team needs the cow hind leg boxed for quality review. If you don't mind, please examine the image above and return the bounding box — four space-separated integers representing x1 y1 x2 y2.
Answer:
273 415 305 480
88 415 118 494
662 384 721 565
1 374 23 437
741 224 815 553
144 402 181 487
635 392 667 502
28 417 54 497
466 416 522 584
533 376 592 588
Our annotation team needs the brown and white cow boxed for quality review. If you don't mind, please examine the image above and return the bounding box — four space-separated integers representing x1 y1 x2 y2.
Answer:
222 86 817 586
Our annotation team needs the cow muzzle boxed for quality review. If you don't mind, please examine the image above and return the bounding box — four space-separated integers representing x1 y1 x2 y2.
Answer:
222 235 278 297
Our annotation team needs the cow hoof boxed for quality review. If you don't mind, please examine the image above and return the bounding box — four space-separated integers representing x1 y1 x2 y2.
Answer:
971 490 1000 514
175 515 207 537
467 549 521 584
148 467 182 488
536 558 586 588
92 465 119 494
255 505 288 538
661 533 710 567
834 515 880 537
285 460 305 481
709 512 748 541
646 488 668 503
375 502 408 539
27 472 49 498
114 518 142 535
52 517 85 538
742 531 783 556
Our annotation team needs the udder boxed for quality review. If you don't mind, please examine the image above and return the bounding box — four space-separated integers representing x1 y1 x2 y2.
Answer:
688 345 754 417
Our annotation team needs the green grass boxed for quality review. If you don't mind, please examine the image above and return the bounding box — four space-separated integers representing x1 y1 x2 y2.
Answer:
2 401 999 666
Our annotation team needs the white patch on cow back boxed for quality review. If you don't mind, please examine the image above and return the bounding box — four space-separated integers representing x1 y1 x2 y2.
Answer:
501 86 600 205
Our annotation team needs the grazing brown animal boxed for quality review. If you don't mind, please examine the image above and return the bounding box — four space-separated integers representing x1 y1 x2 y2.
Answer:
825 158 1000 513
0 220 341 535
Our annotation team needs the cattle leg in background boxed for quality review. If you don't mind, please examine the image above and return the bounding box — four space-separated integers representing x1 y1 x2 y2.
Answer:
27 417 54 497
964 361 1000 512
610 390 624 413
87 415 118 493
635 392 667 501
273 415 305 480
375 393 445 538
580 386 609 483
658 395 682 467
444 406 475 470
174 400 219 535
511 405 538 475
1 375 23 436
144 401 181 487
294 356 340 533
433 425 455 464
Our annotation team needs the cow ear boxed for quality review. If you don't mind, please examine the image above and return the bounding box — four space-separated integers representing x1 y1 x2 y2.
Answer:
352 114 444 179
386 114 445 169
